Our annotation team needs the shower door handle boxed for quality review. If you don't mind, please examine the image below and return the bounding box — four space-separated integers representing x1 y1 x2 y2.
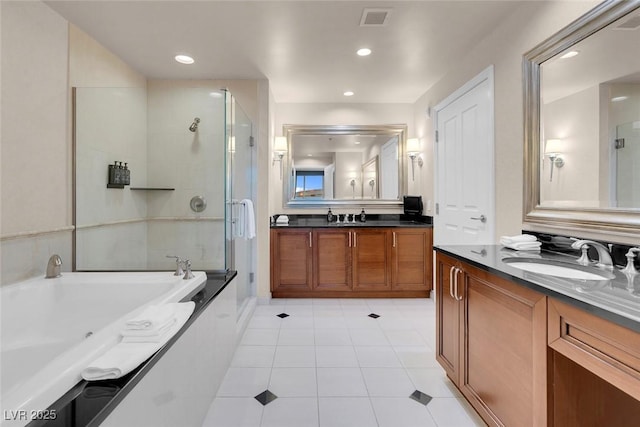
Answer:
470 215 486 223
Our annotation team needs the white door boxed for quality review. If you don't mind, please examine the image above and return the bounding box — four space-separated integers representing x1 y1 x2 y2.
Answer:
380 137 399 199
434 66 495 245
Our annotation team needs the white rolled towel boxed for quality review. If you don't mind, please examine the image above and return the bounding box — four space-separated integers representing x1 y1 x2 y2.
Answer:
503 241 542 251
120 318 177 343
82 302 195 381
125 304 176 331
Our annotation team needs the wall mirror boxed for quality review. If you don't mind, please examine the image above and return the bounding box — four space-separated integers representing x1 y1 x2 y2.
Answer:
282 124 407 207
523 0 640 234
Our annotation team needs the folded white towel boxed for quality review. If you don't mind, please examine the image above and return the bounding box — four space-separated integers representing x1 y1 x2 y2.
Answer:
125 304 176 331
120 317 176 340
499 234 537 245
82 302 195 381
276 215 289 224
502 241 542 251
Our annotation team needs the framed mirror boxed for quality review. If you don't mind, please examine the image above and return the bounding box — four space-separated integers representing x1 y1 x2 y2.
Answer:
282 124 407 207
523 0 640 234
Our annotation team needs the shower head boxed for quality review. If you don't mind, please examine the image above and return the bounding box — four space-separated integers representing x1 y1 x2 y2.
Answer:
189 117 200 132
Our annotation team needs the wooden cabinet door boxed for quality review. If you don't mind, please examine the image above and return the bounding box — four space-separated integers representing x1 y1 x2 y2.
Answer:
313 229 352 292
459 263 547 427
391 228 432 291
352 228 391 291
270 228 313 295
435 252 461 385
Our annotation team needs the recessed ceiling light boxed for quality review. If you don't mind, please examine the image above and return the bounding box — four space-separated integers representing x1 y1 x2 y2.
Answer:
560 50 579 59
612 96 628 102
307 154 313 157
354 141 361 145
357 48 372 56
209 91 223 98
343 91 354 97
175 54 195 64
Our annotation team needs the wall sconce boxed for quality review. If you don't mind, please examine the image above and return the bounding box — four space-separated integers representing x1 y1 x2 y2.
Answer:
350 179 356 198
545 139 565 182
272 136 288 179
407 138 423 182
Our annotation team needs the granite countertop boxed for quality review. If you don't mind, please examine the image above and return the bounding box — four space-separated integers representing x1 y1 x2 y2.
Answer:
435 245 640 333
271 214 433 229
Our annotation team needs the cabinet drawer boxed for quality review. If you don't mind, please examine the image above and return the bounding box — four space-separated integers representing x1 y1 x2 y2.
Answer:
548 298 640 400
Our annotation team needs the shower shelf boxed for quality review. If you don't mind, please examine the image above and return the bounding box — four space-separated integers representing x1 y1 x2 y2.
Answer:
130 187 175 191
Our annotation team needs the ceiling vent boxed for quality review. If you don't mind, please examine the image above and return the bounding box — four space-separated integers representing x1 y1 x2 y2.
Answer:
360 8 391 26
614 13 640 30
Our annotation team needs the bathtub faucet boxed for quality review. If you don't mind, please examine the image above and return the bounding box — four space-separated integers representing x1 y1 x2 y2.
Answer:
166 255 184 276
45 254 62 278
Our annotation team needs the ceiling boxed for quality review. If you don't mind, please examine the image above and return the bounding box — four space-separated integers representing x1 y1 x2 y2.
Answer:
46 0 528 104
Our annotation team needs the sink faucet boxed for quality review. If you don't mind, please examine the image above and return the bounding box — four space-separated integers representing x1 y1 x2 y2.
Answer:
570 240 614 270
45 254 62 278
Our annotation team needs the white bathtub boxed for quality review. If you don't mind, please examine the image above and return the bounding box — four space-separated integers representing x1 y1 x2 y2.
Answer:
0 271 207 427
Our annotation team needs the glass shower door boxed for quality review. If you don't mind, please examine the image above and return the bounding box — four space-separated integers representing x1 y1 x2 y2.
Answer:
615 121 640 208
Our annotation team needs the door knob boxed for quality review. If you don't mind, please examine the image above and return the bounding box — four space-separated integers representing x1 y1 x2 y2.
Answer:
470 215 486 223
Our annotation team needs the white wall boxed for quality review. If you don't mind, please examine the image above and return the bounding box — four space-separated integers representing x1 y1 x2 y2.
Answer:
1 2 71 284
541 85 600 207
412 1 599 239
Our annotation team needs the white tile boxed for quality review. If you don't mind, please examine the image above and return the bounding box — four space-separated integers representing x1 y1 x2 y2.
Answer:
318 397 378 427
361 368 416 397
273 346 316 367
344 315 382 329
384 330 427 346
261 397 319 427
202 397 263 427
278 328 315 346
253 305 288 316
247 316 282 329
231 345 276 368
241 329 280 346
280 316 315 329
314 329 352 346
377 316 415 330
281 305 314 317
217 367 271 397
370 397 437 427
406 368 462 398
349 329 389 346
316 346 359 368
314 316 348 329
394 346 440 368
427 398 485 427
268 367 317 397
313 298 343 306
355 346 402 368
284 298 314 305
317 368 368 397
339 298 368 306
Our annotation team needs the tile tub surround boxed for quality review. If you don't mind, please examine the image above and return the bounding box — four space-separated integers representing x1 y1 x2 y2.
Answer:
203 298 484 427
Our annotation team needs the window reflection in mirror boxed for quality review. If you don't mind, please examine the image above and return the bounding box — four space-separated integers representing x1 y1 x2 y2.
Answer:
283 125 407 207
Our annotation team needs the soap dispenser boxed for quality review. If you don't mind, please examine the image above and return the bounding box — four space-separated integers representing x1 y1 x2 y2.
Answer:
360 209 366 223
327 208 334 222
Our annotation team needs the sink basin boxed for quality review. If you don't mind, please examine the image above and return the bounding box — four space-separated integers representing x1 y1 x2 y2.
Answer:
502 257 615 280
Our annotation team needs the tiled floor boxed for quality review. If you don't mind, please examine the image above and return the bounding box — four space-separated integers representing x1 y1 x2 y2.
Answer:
202 298 485 427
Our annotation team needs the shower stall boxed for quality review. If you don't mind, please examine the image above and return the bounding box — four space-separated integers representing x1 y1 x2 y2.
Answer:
73 82 256 315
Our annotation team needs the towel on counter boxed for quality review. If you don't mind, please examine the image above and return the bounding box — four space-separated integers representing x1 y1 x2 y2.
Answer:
238 199 256 240
124 304 176 331
500 234 541 251
120 318 177 343
276 214 289 225
81 302 195 381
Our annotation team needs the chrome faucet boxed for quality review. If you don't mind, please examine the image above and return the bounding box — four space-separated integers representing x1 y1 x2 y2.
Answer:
570 240 614 270
622 247 640 275
166 255 184 276
45 254 62 278
183 259 194 280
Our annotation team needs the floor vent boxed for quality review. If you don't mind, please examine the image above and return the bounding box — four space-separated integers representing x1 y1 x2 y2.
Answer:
615 13 640 30
360 8 392 26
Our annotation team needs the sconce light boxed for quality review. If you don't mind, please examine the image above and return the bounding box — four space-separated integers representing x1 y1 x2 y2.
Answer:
545 139 565 182
350 179 356 198
272 136 288 179
407 138 423 182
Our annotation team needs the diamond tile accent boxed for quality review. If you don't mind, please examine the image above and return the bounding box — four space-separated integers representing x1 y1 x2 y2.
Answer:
254 389 278 406
277 313 290 318
368 313 380 319
409 389 433 406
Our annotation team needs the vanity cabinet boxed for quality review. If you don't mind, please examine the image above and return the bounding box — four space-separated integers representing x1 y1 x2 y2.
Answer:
435 252 548 427
271 227 432 298
270 228 313 293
